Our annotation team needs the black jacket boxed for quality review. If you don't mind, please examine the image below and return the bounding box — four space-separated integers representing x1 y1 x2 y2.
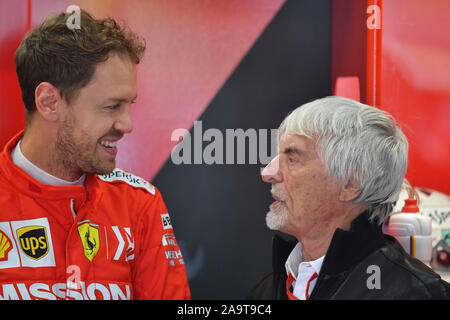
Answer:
248 211 450 300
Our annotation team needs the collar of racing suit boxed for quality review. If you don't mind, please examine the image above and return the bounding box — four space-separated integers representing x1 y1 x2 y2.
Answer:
0 130 104 213
272 210 386 299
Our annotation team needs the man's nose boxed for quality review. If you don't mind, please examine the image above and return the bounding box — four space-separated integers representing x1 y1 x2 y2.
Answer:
115 105 133 134
261 155 282 183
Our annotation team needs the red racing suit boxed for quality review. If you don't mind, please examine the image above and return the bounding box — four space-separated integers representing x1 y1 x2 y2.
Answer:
0 131 191 300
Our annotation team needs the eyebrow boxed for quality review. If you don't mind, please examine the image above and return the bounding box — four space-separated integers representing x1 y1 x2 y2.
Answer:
282 146 310 159
103 95 138 104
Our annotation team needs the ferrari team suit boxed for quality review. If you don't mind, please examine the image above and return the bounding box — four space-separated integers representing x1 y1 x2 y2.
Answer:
0 131 191 300
248 211 450 299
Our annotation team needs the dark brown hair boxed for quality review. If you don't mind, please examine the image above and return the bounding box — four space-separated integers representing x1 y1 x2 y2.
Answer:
15 9 145 118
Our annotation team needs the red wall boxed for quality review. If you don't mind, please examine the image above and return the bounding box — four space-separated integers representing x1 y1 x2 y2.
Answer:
0 0 28 148
331 0 367 102
332 0 450 194
379 0 450 194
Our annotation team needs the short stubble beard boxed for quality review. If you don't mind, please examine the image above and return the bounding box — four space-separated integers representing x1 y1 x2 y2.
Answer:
52 112 115 180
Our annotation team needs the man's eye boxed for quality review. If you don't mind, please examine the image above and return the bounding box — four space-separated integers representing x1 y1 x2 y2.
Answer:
288 157 297 163
106 104 121 110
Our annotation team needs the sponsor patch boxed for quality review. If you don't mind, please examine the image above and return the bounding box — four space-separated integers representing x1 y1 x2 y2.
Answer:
0 222 20 269
161 213 172 230
0 230 12 262
0 281 131 300
110 226 135 261
162 233 178 247
98 168 155 195
16 226 49 260
10 218 55 268
77 220 100 262
164 249 184 266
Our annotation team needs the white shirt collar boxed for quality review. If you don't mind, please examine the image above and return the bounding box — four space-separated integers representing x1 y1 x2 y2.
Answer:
11 140 86 186
308 255 325 276
285 242 324 280
285 242 303 279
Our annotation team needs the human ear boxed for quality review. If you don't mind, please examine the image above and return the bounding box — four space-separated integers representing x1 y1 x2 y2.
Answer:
34 82 61 122
339 179 362 202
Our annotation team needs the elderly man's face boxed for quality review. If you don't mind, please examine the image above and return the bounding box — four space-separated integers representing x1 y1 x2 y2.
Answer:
261 134 342 238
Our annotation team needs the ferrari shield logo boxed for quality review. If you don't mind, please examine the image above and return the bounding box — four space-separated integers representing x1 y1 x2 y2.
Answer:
77 220 99 262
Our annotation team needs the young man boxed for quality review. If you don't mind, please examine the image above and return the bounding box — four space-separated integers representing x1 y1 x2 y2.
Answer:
0 9 190 300
249 96 449 299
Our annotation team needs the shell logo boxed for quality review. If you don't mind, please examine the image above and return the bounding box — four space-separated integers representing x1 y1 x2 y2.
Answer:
0 230 13 261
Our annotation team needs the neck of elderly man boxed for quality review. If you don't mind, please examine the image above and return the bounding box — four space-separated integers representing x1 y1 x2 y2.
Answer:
290 201 368 262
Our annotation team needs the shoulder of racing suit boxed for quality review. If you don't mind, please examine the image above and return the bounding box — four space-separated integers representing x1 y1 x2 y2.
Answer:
96 167 156 196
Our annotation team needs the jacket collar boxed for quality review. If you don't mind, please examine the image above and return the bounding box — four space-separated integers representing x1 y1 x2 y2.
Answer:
0 131 103 209
273 210 386 276
320 210 385 274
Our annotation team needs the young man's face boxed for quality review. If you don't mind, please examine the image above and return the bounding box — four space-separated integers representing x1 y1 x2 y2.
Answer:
56 54 137 176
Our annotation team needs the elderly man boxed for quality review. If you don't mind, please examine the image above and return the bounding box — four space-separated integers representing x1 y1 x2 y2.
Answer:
249 96 449 299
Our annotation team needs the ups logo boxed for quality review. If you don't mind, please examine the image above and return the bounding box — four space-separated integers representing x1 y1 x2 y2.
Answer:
16 226 49 260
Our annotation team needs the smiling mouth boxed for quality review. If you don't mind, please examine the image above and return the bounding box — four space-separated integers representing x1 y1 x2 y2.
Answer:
100 140 117 148
99 139 119 156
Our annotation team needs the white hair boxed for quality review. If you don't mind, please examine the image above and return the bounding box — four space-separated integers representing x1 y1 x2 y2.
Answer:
279 96 409 225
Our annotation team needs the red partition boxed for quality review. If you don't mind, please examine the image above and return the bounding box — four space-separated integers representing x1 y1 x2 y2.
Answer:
331 0 367 102
0 0 28 148
378 0 450 194
333 0 450 194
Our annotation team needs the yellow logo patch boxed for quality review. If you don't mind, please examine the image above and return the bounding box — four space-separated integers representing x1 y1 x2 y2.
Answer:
0 230 12 261
16 226 49 260
77 220 100 262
